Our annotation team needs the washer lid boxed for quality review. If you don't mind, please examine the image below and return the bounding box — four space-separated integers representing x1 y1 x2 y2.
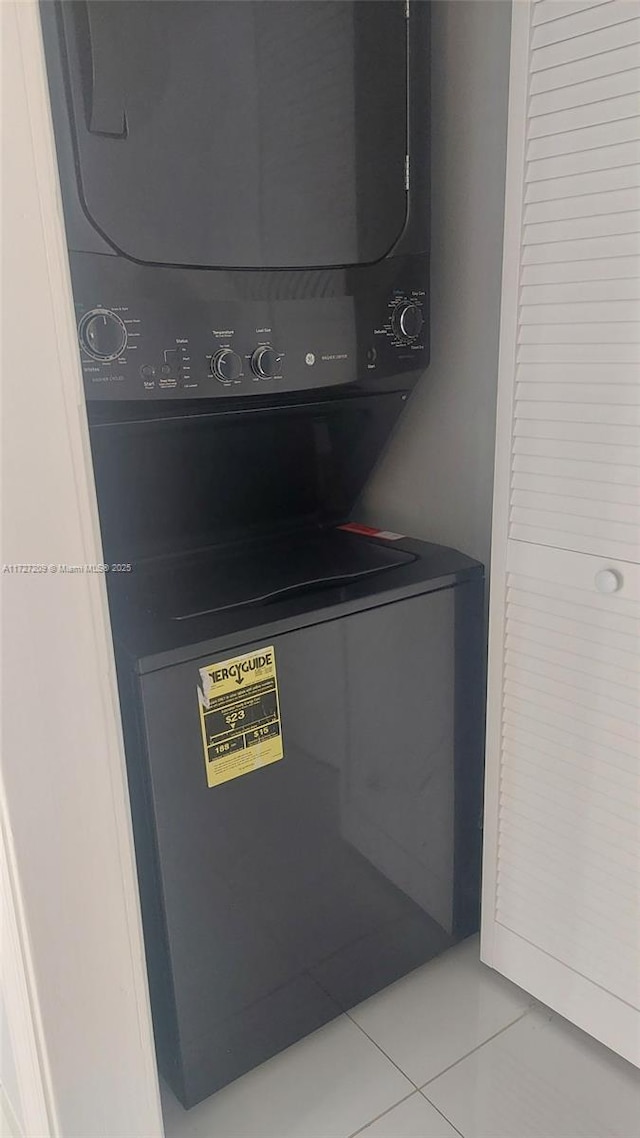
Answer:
60 0 408 269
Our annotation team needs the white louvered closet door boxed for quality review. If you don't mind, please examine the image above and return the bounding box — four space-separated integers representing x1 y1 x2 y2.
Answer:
482 0 640 1067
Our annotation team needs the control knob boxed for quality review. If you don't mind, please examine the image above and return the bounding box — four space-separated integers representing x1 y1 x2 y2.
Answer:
391 302 424 343
78 308 127 361
250 346 279 379
211 349 243 382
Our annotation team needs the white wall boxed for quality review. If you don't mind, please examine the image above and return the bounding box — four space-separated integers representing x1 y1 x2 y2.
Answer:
1 5 162 1134
362 0 512 571
1 996 24 1136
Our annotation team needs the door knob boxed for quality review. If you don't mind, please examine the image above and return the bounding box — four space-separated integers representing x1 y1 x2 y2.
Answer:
594 569 622 594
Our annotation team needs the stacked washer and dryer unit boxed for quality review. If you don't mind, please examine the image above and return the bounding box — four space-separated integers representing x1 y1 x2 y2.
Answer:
43 0 485 1110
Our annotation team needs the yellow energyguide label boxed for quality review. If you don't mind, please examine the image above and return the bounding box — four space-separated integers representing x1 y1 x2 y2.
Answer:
197 646 283 788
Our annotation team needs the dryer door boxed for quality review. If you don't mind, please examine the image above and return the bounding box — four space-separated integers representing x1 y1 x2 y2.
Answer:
59 0 408 268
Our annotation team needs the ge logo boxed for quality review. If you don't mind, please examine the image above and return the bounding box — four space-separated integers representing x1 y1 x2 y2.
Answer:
305 352 315 366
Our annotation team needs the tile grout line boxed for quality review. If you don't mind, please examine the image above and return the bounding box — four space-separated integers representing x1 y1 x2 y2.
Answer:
342 1008 441 1137
417 1092 465 1138
419 1006 536 1092
345 1089 419 1138
345 999 536 1095
345 1002 535 1138
344 1008 424 1091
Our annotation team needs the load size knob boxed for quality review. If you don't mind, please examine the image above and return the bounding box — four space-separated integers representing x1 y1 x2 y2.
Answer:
78 308 127 361
392 302 424 343
211 349 243 382
251 346 279 379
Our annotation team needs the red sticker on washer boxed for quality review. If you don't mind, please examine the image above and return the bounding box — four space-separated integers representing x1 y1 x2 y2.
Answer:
339 523 405 540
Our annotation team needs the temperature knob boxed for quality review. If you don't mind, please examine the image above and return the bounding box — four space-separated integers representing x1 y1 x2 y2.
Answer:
211 349 242 382
78 308 127 361
392 302 424 343
250 346 279 379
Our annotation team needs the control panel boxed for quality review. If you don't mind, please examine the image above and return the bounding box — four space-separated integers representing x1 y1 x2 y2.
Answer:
70 253 429 400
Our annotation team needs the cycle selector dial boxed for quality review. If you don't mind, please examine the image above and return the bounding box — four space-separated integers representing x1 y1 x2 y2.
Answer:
392 302 424 343
212 349 243 382
251 346 279 379
78 308 127 361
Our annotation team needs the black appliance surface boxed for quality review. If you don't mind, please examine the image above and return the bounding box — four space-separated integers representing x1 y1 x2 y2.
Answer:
56 1 409 269
111 532 485 1108
41 0 431 402
41 0 464 1113
89 393 410 563
150 531 416 619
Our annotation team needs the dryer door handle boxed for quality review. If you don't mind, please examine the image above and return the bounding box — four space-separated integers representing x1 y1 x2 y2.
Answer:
82 1 127 137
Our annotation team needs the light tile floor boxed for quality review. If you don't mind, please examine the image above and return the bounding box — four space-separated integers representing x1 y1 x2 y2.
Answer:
161 937 640 1138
